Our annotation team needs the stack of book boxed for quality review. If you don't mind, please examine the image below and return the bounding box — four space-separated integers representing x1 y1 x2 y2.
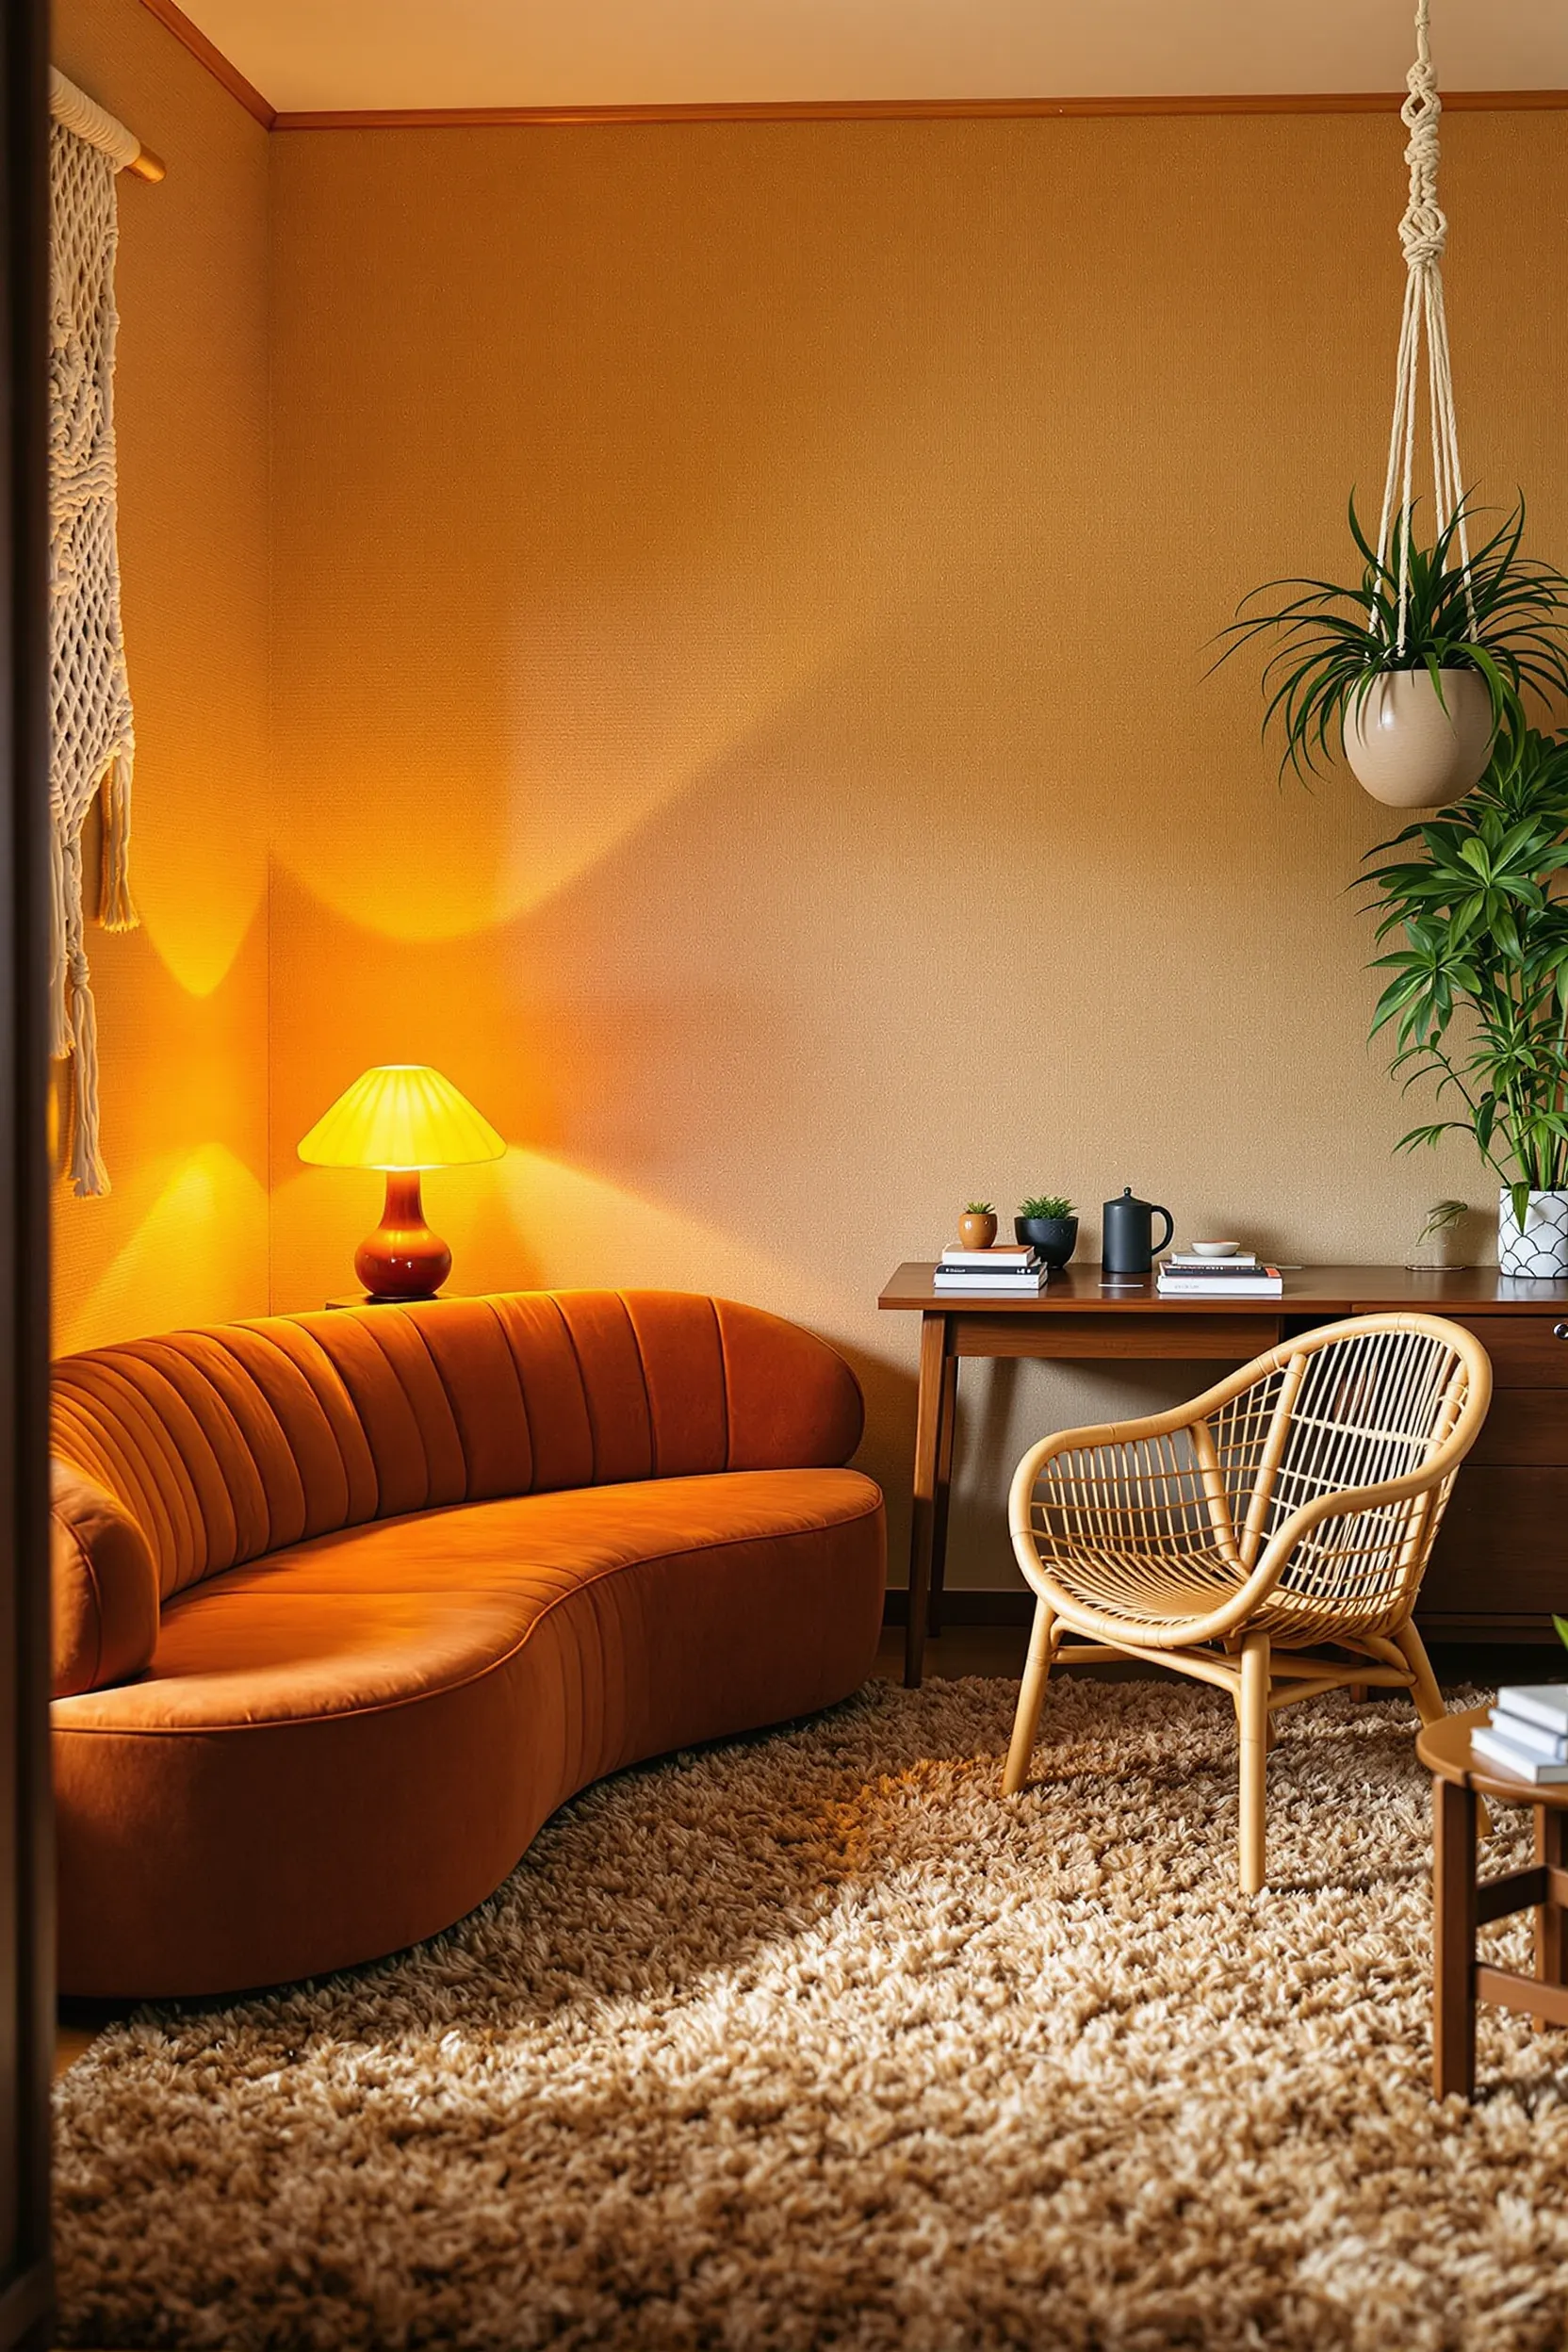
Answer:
933 1246 1048 1293
1156 1251 1282 1298
1470 1682 1568 1785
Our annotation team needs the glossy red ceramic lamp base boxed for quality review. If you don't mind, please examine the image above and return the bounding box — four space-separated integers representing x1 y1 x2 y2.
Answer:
354 1168 452 1300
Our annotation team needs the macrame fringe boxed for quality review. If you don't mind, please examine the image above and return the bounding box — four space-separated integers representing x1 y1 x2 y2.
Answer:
48 827 70 1059
99 746 138 931
49 778 127 1197
66 947 109 1199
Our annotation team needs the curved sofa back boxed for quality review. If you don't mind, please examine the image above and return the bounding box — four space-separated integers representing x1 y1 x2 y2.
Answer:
52 1289 864 1606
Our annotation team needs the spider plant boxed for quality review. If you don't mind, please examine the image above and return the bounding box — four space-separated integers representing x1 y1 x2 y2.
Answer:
1358 725 1568 1226
1215 496 1568 779
1415 1198 1468 1249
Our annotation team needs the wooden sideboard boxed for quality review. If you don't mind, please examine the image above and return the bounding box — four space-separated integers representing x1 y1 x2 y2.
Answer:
878 1264 1568 1685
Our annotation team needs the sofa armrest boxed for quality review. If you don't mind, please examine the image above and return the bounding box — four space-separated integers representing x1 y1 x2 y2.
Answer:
51 1459 159 1698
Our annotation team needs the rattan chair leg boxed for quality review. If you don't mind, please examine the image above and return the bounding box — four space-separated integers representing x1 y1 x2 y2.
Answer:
1003 1597 1056 1795
1233 1678 1278 1750
1394 1619 1446 1727
1239 1632 1269 1894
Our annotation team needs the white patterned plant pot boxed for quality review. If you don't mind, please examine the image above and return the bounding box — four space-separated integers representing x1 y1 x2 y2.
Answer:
1497 1187 1568 1278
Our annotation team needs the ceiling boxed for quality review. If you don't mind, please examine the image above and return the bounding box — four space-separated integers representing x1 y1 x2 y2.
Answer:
175 1 1568 115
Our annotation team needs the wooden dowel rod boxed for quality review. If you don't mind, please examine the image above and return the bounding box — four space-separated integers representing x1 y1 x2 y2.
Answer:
50 66 165 184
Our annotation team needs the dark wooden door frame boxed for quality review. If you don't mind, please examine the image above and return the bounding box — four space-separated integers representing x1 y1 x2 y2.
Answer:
0 0 55 2344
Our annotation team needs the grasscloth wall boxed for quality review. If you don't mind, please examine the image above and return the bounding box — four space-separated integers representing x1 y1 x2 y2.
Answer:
267 113 1568 1587
37 57 1568 1589
50 0 270 1353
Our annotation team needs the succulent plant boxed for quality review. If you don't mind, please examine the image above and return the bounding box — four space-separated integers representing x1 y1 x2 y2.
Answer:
1019 1194 1074 1220
1556 1612 1567 1653
964 1200 994 1216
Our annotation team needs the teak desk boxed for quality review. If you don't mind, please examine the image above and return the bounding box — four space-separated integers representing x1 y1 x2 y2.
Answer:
878 1263 1568 1687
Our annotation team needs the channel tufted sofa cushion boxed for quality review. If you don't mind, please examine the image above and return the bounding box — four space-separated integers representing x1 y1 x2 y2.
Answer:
50 1290 885 1997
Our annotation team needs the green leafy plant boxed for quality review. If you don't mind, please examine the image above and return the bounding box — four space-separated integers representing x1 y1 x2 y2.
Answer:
1214 497 1568 778
964 1200 994 1215
1358 726 1568 1225
1556 1612 1568 1653
1019 1194 1074 1220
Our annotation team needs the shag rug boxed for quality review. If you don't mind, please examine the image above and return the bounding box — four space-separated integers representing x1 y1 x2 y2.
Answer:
54 1677 1568 2352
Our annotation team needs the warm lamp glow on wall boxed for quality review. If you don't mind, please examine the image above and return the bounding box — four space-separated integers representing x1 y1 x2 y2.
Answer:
298 1065 505 1301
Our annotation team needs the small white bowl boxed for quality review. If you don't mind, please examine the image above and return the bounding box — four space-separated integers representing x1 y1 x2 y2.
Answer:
1189 1240 1242 1258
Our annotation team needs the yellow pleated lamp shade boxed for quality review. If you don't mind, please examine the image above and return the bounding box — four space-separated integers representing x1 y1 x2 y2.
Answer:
298 1066 506 1171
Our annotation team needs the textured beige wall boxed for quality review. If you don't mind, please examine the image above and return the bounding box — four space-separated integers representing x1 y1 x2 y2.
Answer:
50 0 270 1353
276 111 1564 1587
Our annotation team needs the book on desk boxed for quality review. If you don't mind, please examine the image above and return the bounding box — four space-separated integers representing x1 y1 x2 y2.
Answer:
1156 1251 1282 1298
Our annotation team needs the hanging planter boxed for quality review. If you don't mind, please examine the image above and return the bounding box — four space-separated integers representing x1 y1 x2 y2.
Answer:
1217 1 1568 808
1342 665 1492 807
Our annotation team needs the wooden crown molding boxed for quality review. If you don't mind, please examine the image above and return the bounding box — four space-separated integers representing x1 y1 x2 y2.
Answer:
129 3 1568 136
134 0 275 127
271 89 1568 130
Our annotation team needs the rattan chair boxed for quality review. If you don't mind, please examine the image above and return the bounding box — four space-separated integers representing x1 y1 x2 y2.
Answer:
1004 1313 1493 1892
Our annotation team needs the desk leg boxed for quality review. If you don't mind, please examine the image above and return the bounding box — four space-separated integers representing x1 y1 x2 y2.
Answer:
1537 1805 1566 2028
905 1312 951 1689
927 1350 959 1641
1433 1775 1478 2100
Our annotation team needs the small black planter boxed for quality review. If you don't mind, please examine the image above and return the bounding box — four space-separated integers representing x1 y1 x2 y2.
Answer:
1015 1215 1078 1268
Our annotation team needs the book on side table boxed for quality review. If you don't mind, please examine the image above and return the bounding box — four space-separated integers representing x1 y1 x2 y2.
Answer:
932 1246 1049 1294
1471 1681 1568 1785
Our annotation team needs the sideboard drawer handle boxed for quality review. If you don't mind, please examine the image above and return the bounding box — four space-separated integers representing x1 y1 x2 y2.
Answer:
1555 1322 1568 1341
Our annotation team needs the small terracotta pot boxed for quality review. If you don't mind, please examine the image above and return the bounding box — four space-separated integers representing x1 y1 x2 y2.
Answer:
958 1211 997 1251
1341 667 1493 808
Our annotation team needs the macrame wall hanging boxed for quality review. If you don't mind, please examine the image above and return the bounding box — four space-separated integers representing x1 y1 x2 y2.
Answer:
47 68 162 1197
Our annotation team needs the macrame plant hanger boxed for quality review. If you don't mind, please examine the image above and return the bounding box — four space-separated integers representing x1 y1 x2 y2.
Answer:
1373 0 1474 654
1337 0 1495 808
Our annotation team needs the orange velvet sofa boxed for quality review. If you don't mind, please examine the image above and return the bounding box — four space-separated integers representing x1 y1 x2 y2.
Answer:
49 1290 885 1999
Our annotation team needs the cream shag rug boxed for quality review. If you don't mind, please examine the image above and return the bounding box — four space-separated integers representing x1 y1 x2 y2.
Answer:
55 1677 1568 2352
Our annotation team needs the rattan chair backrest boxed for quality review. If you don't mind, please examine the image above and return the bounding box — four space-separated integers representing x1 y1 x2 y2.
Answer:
1219 1318 1472 1625
1012 1313 1491 1646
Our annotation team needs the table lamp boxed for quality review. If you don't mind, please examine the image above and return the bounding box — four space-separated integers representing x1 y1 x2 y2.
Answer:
298 1064 505 1302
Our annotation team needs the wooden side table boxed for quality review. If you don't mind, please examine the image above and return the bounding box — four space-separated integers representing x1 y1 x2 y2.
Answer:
1416 1705 1568 2099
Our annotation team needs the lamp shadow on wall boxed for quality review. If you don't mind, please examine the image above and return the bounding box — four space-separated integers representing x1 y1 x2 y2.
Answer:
264 563 1364 1587
266 607 1031 1547
50 877 270 1356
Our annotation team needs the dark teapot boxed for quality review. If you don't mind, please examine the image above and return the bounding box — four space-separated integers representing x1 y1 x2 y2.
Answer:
1102 1185 1174 1277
